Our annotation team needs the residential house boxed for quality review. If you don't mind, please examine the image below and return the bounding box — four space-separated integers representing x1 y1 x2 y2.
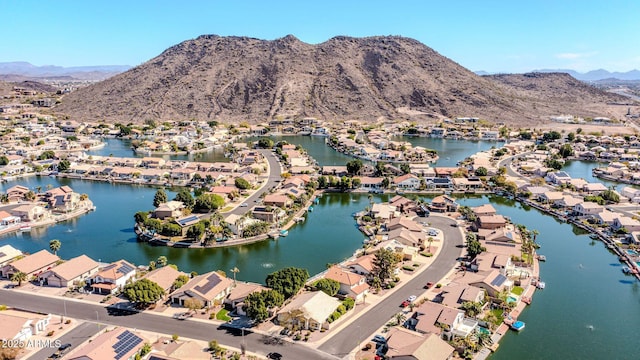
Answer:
89 260 137 294
386 217 422 233
573 202 604 217
169 271 233 308
387 228 425 248
153 201 185 220
224 282 269 315
384 327 455 360
435 284 486 308
0 245 22 275
1 249 59 279
613 216 640 232
622 186 640 203
0 309 51 342
346 254 375 276
356 176 384 190
477 215 507 230
393 174 421 190
5 185 30 202
143 266 186 298
469 270 512 298
545 171 572 185
322 166 348 177
7 203 47 222
263 194 292 208
472 204 497 217
407 301 476 338
389 195 417 214
594 210 618 226
582 182 608 194
323 266 369 301
67 327 146 360
371 203 397 220
430 195 458 213
276 291 341 330
471 252 514 275
553 196 583 210
537 191 564 204
252 206 284 223
38 254 99 288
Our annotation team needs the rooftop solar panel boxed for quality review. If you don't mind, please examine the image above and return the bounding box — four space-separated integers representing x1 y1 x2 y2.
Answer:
193 272 222 295
490 273 507 287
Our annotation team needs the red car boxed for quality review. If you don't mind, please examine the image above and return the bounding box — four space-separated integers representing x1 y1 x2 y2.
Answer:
401 300 410 307
424 282 434 289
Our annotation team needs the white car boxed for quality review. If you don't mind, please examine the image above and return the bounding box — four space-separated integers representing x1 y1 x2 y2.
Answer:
240 203 248 207
407 295 417 303
428 229 438 236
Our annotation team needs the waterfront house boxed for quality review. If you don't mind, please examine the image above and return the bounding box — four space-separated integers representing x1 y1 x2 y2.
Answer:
472 252 514 275
67 327 146 360
477 215 507 230
525 186 548 198
322 166 348 177
386 217 423 233
573 202 604 217
224 282 269 315
0 245 22 275
143 266 186 297
406 301 474 338
209 186 238 200
0 309 51 342
538 191 564 204
371 203 397 220
1 249 59 279
169 271 233 308
434 167 457 178
613 216 640 232
409 164 435 177
389 195 418 214
435 284 486 308
384 328 454 360
323 265 369 301
5 185 30 202
356 176 384 190
276 291 341 330
545 171 572 185
472 204 497 217
394 174 421 190
469 270 512 298
263 194 292 208
346 254 375 276
43 186 81 213
582 182 608 195
153 201 185 220
252 206 284 223
594 210 618 226
622 186 640 202
89 259 137 294
430 195 458 213
38 254 99 288
553 195 583 210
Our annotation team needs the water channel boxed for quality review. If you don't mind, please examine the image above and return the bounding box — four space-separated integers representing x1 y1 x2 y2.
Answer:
0 137 638 358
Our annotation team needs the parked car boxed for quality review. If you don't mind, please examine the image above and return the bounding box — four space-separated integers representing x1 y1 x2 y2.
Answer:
400 300 410 307
58 344 72 353
428 229 438 236
267 353 283 360
424 282 434 289
372 334 386 344
407 295 417 302
240 203 248 207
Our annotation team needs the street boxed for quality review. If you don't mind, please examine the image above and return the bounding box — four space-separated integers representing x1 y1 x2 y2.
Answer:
318 215 464 358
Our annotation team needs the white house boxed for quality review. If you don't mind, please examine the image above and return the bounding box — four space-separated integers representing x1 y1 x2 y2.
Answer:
89 260 137 294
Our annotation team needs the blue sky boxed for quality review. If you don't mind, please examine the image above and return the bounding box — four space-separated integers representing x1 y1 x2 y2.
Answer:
1 0 638 73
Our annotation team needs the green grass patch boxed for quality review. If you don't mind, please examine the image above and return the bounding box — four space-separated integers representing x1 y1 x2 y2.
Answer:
412 263 420 267
216 309 231 321
420 252 433 257
402 265 415 272
511 286 524 296
490 308 504 325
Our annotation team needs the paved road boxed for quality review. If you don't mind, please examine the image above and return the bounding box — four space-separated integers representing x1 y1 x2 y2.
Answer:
225 149 282 216
0 290 337 360
318 215 464 358
497 152 531 179
29 322 99 360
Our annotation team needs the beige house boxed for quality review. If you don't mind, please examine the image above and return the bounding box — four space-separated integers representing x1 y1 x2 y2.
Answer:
0 245 22 275
478 215 507 230
277 291 341 330
67 327 146 360
38 254 99 288
89 260 137 294
153 201 185 220
573 202 604 217
143 266 186 295
263 194 292 208
224 282 269 315
0 309 51 342
436 284 486 308
2 249 59 279
169 271 233 308
385 327 454 360
323 266 369 301
7 203 47 222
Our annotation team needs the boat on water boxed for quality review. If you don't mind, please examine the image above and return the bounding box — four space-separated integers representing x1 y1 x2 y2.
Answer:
537 255 546 261
536 281 546 289
279 229 289 237
19 225 31 232
308 206 314 212
511 321 525 331
622 266 631 274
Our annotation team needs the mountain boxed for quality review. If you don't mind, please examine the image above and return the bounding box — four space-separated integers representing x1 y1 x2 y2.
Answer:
54 35 631 125
0 61 131 81
531 68 640 81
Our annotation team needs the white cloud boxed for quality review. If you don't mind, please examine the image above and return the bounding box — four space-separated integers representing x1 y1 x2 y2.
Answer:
555 52 597 60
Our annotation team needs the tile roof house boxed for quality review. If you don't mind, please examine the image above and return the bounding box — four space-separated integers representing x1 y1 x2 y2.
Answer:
143 266 186 295
0 245 22 272
89 260 137 294
153 201 185 220
169 271 233 308
469 269 513 298
223 282 269 315
67 327 146 360
573 202 604 217
346 254 375 276
38 254 99 288
436 284 486 308
323 266 369 301
276 291 341 330
472 204 497 217
1 249 59 279
393 174 421 189
430 195 458 213
406 301 474 338
385 327 454 360
263 194 292 208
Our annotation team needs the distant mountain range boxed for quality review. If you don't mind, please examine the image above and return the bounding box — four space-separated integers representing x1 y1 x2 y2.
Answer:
477 69 640 81
0 61 131 81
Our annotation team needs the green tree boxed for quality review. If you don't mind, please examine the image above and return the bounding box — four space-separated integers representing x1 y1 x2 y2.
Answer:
194 193 225 212
184 298 203 312
10 271 27 286
123 279 165 305
187 221 206 240
602 188 620 203
314 278 340 296
559 144 574 158
372 248 401 285
542 131 561 142
49 239 61 255
317 175 328 188
174 188 194 209
153 189 168 208
57 159 70 172
466 233 486 259
257 138 274 148
566 132 576 142
234 177 251 190
0 156 8 165
244 289 285 322
38 150 56 160
460 301 483 317
172 274 190 290
400 163 411 174
475 167 488 176
156 256 168 267
265 267 309 299
346 159 363 175
134 211 149 224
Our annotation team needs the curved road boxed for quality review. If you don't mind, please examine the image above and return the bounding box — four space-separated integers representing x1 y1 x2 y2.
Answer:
0 289 337 360
318 215 464 358
224 149 283 216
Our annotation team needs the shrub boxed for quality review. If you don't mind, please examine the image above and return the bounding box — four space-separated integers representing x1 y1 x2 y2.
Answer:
0 305 7 311
342 297 355 311
420 252 433 257
436 283 442 288
336 305 346 315
47 330 55 336
387 281 396 288
402 265 415 272
412 263 420 267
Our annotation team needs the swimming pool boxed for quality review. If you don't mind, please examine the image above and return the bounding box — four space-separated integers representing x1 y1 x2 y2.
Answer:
626 249 638 256
507 296 518 303
478 327 491 335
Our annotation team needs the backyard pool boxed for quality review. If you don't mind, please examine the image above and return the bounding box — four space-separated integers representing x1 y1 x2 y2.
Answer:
626 249 638 256
507 296 518 304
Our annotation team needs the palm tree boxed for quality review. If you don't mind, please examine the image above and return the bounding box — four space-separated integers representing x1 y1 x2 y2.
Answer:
156 256 168 267
394 312 406 326
11 271 27 286
475 330 493 348
230 266 239 286
49 239 61 255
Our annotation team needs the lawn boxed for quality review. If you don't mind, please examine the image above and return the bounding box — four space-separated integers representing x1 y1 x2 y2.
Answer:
216 309 231 321
511 286 524 296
